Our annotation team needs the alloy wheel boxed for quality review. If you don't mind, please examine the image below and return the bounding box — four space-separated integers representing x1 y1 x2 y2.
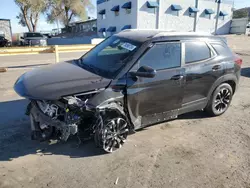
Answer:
213 88 231 113
102 117 129 153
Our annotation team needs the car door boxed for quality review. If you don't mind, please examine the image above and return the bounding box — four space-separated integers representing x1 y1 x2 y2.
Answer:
126 42 185 129
182 40 224 106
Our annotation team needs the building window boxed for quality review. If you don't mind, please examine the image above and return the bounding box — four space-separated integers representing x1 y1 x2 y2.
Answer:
219 11 228 20
122 2 132 14
121 25 131 31
111 5 120 16
98 9 106 19
107 26 116 35
171 4 182 16
189 7 199 17
126 9 131 14
97 0 106 5
147 1 159 14
205 9 215 19
99 28 106 37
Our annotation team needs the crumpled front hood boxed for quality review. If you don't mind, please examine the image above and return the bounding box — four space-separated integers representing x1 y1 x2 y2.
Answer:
14 61 111 100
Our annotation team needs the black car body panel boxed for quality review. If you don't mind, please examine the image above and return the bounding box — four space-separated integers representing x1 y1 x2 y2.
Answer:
14 30 241 152
14 61 111 100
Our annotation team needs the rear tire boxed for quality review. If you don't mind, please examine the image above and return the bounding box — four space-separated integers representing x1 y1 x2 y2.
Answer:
205 83 233 116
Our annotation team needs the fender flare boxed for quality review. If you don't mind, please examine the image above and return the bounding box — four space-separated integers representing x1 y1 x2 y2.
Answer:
207 74 237 99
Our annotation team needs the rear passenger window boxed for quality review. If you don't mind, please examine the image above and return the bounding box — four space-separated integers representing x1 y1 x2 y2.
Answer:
139 43 181 70
185 42 211 64
211 43 233 56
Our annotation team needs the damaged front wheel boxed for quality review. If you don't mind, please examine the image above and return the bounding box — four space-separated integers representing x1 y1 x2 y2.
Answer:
95 117 129 153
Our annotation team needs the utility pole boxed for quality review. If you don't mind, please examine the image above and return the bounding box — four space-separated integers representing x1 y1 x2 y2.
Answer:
215 0 221 35
193 0 199 32
156 0 160 29
56 19 60 34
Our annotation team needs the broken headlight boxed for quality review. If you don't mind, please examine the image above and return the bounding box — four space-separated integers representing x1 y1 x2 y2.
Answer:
63 89 102 107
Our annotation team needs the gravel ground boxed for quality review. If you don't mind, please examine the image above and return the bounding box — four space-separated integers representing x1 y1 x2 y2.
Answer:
0 35 250 188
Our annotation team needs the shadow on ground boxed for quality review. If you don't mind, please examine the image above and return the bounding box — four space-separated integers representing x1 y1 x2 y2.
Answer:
241 67 250 78
0 136 107 161
0 99 107 161
0 99 29 125
0 100 209 162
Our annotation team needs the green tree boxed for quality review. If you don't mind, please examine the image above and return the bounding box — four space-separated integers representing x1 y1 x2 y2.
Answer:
15 0 46 32
233 8 249 19
47 0 92 30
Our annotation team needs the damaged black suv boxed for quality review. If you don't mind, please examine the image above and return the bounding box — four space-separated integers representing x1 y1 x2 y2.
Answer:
14 30 242 153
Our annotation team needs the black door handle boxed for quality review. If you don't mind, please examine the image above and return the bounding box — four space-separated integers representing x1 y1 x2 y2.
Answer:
212 65 222 71
171 75 184 80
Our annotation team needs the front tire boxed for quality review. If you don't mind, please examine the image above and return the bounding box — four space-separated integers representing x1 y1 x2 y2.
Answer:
94 117 129 153
205 83 233 116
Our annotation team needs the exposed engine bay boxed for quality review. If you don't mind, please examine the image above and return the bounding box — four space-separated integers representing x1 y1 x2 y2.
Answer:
27 91 130 153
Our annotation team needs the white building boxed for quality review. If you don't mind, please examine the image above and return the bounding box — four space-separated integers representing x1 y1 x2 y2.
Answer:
0 19 12 42
97 0 234 37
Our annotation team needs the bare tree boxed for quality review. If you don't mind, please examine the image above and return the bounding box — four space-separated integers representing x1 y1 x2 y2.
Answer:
47 0 92 30
15 0 46 32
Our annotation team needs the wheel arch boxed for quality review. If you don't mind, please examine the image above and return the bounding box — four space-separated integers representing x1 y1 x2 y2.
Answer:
207 74 238 99
223 80 236 94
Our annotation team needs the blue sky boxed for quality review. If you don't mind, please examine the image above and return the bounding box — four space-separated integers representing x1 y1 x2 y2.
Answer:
0 0 249 33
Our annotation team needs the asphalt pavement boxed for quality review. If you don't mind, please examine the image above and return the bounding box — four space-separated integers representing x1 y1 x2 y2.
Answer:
1 36 250 188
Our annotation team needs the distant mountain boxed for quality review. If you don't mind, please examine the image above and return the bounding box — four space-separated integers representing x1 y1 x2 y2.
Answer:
233 7 250 19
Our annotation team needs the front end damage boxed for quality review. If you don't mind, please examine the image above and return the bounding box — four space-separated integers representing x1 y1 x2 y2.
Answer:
27 91 130 153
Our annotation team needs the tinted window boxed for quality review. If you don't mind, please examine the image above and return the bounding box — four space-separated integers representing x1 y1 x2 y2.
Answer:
139 43 181 70
211 43 233 56
185 42 211 64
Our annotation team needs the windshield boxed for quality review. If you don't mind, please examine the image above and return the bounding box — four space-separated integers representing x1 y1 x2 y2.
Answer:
79 36 141 79
25 33 43 38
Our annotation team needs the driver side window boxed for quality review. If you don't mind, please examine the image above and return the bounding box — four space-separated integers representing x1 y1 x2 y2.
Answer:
139 43 181 70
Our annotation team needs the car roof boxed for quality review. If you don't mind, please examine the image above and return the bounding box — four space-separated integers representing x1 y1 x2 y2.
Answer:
115 29 221 43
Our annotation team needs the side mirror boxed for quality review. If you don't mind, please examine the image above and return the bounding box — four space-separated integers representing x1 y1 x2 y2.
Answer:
20 37 24 39
130 66 156 78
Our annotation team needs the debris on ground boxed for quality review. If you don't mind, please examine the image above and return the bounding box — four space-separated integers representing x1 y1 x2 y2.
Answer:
115 177 119 185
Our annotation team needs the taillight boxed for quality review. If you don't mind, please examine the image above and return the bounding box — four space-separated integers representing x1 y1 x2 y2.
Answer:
234 55 243 67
